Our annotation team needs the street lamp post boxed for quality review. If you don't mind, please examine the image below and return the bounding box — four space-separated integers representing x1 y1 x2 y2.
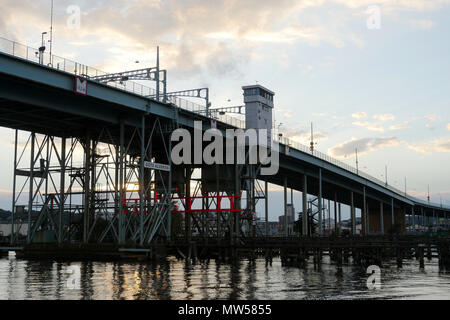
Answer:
39 32 47 65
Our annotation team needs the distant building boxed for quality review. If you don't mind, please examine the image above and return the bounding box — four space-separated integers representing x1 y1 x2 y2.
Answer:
256 221 280 235
279 205 296 235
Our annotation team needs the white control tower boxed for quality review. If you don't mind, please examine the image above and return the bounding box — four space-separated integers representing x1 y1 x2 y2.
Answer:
242 85 274 145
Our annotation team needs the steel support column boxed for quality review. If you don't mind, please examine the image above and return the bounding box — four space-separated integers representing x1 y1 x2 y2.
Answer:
27 132 35 244
302 174 308 236
391 198 394 227
334 192 338 235
167 136 172 241
58 136 66 243
119 120 125 244
363 187 367 235
10 129 18 244
234 161 240 241
265 180 269 236
284 176 288 236
350 191 355 235
328 199 331 234
318 168 322 236
139 115 145 245
338 203 342 236
83 132 91 244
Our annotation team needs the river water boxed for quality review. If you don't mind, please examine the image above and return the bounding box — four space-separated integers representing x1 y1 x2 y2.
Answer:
1 253 450 300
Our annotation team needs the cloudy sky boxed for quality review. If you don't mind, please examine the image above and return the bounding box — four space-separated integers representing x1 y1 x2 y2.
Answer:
0 0 449 215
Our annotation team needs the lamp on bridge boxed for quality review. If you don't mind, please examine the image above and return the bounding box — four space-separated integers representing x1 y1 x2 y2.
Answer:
38 32 47 65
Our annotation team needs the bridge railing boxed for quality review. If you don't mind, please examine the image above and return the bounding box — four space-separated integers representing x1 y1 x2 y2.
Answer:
275 134 450 209
276 134 405 194
0 37 208 114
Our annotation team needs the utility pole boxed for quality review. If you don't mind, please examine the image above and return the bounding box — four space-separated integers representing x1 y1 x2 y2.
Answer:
310 122 314 154
385 165 388 186
355 148 359 175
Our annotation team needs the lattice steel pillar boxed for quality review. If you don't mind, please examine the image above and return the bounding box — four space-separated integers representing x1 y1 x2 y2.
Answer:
119 120 125 244
83 132 91 243
26 132 35 244
10 129 18 244
58 136 66 243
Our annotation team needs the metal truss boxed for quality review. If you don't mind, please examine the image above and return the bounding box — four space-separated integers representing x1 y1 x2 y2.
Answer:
203 105 245 118
162 88 210 117
9 116 173 245
89 68 167 102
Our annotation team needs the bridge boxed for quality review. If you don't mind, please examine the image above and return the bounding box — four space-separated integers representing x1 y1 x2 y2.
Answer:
0 37 449 264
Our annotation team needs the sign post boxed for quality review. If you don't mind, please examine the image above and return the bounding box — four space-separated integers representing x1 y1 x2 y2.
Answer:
144 161 171 172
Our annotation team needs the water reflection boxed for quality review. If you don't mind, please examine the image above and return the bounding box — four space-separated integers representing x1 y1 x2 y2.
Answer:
1 254 450 300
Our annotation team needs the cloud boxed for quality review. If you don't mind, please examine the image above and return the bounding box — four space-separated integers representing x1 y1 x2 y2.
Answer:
389 121 409 130
329 137 400 157
373 113 395 121
352 112 367 119
2 0 450 83
426 114 437 121
425 123 435 130
332 0 450 11
281 127 327 144
447 123 450 131
408 138 450 154
409 19 436 29
312 112 328 117
352 121 385 132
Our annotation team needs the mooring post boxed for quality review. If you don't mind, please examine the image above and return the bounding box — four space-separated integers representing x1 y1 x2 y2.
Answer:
419 247 425 269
